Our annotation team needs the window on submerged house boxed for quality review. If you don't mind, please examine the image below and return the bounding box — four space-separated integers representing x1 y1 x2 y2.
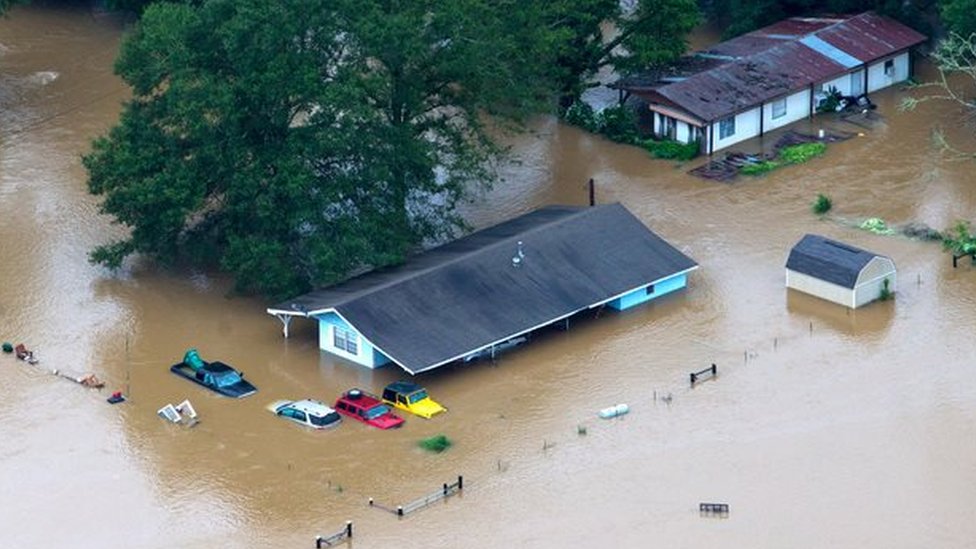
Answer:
719 116 735 139
884 59 894 77
772 98 787 119
333 326 359 354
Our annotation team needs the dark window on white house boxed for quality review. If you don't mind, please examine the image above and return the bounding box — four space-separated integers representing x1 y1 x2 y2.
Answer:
664 116 677 140
884 59 894 77
719 116 735 139
772 98 787 119
333 326 359 355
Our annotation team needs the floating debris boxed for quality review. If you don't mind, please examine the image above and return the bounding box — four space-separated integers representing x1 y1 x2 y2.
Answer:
157 399 200 426
598 403 629 419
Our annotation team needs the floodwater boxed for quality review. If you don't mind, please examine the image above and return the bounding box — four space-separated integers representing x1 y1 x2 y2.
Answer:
2 6 976 549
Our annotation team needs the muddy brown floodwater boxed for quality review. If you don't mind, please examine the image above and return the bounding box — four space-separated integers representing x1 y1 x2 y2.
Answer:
2 6 976 549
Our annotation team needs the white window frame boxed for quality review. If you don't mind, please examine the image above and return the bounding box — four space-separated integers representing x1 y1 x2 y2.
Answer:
333 326 359 355
771 98 787 120
718 116 735 139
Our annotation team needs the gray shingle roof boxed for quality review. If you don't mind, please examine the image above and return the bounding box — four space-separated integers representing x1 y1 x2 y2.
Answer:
786 234 882 288
271 204 697 374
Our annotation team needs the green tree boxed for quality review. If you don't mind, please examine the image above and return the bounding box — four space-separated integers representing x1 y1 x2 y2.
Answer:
538 0 700 109
703 0 931 39
940 0 976 37
901 33 976 158
85 0 552 298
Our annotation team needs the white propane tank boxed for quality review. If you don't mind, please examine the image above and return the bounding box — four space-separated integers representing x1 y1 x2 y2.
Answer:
598 403 629 419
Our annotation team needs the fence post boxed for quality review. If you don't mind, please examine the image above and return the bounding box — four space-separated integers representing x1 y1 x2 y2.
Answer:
315 535 323 549
458 475 463 491
443 482 448 496
397 506 403 517
346 521 353 539
368 497 374 507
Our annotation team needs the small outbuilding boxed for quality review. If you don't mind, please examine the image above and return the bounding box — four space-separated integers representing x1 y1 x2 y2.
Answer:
785 234 896 309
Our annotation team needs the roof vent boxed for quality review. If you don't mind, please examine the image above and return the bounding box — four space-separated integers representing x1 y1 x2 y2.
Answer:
512 241 525 268
347 389 362 399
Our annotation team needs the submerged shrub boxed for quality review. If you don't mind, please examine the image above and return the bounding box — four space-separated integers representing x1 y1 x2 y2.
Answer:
643 139 699 161
740 160 779 175
812 193 832 215
597 105 640 144
860 217 894 235
419 434 453 453
563 101 598 132
879 278 893 301
780 142 826 164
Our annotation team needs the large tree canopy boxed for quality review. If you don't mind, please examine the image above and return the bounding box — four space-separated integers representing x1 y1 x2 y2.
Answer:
85 0 549 298
703 0 932 39
940 0 976 37
538 0 700 108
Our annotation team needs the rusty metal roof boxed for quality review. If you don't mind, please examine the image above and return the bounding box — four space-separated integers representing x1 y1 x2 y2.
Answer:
651 41 845 122
615 12 926 122
816 12 927 62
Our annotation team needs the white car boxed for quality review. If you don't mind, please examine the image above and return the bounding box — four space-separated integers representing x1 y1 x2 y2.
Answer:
269 399 341 429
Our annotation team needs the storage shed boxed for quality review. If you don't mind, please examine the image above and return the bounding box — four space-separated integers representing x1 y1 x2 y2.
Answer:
785 234 896 309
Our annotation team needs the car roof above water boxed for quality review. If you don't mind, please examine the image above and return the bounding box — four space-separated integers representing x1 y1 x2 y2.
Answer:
288 399 337 416
385 380 422 394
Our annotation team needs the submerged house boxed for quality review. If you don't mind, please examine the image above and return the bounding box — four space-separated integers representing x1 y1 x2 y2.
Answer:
785 234 896 309
613 12 926 154
268 203 698 375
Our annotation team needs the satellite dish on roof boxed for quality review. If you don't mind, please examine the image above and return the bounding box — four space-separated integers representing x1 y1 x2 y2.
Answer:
512 241 525 268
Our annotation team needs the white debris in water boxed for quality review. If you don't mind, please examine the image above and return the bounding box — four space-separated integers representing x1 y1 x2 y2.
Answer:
28 71 59 86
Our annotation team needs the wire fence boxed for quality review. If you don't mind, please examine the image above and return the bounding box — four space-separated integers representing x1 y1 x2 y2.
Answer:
369 476 463 518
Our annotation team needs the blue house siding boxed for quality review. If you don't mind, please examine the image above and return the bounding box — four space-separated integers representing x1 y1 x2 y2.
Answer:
316 312 391 369
607 272 688 311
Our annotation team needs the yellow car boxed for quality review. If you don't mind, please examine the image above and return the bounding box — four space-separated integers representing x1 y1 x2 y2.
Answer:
381 381 446 419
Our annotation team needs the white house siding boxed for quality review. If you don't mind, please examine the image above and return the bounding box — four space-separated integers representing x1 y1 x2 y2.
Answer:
853 257 897 308
710 106 761 152
317 312 391 368
763 89 812 132
867 51 910 93
785 269 854 308
818 72 855 96
653 110 699 145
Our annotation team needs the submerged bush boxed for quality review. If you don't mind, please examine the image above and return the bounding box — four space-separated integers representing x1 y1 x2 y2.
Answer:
419 434 453 453
879 278 893 301
643 139 700 161
564 101 598 132
597 105 640 144
812 193 832 215
860 217 894 235
780 142 826 164
740 160 779 175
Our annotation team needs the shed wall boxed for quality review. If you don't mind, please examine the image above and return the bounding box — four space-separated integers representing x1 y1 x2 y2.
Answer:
786 269 855 307
853 257 897 308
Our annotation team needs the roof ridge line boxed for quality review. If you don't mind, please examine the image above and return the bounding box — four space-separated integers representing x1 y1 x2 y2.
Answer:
321 205 607 311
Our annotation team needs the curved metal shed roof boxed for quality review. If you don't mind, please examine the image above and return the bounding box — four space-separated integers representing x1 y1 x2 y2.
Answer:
786 234 889 288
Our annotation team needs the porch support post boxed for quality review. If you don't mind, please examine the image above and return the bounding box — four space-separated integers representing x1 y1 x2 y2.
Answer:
275 313 293 338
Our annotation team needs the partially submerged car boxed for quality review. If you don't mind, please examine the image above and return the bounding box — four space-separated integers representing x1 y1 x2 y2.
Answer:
334 389 404 429
170 349 257 398
382 381 446 419
270 399 341 430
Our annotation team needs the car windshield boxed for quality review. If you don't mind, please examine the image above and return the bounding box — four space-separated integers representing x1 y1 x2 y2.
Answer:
365 405 391 420
408 390 428 404
213 370 242 387
310 412 340 427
